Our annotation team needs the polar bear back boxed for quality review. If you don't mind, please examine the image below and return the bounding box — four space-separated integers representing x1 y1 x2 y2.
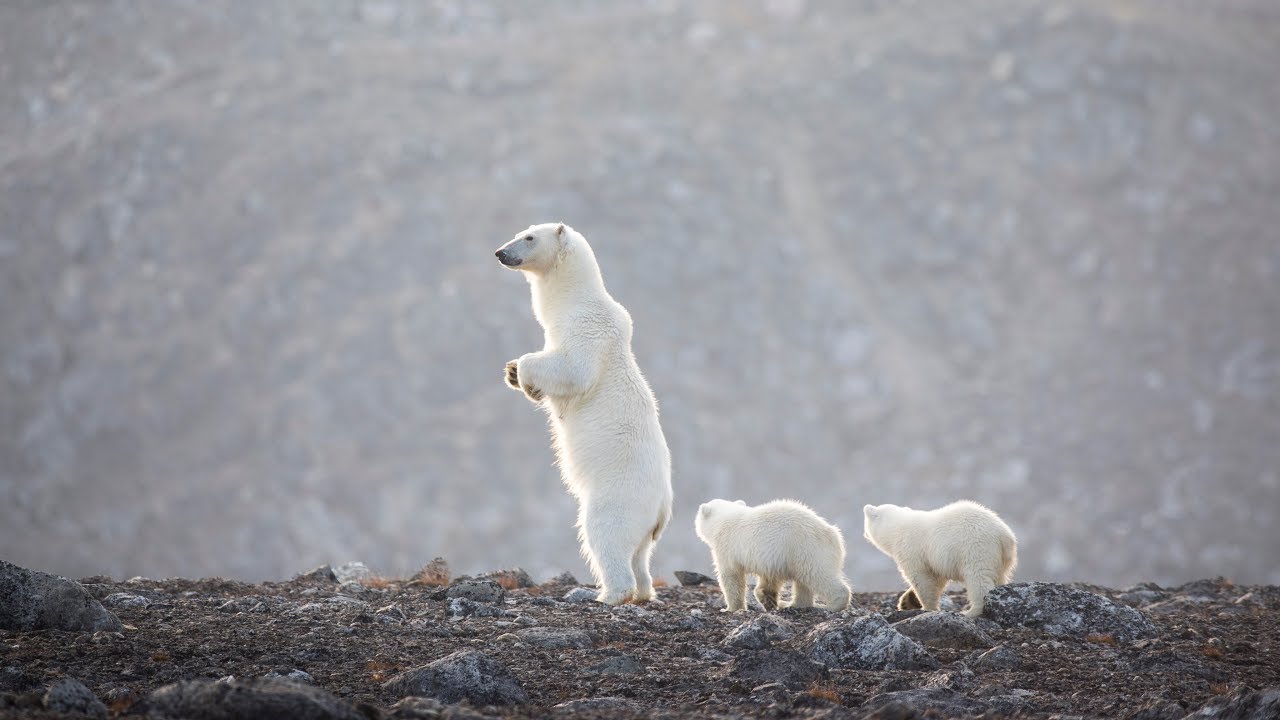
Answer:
867 500 1016 581
701 499 846 577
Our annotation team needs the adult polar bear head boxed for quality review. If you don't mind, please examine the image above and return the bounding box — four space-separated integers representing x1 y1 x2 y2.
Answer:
495 222 594 278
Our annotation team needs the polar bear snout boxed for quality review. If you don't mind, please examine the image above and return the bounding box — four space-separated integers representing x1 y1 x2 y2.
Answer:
495 247 522 267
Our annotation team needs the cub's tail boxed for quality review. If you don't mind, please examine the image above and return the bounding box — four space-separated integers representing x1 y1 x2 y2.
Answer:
999 531 1018 584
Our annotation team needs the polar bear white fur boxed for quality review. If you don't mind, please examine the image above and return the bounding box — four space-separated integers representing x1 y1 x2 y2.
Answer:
495 222 673 605
695 498 851 612
862 500 1017 618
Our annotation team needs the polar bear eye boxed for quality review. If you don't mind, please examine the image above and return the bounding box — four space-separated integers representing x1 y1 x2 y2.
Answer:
523 235 534 243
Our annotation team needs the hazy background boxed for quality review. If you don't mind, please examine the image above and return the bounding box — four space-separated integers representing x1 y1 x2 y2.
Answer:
2 0 1278 590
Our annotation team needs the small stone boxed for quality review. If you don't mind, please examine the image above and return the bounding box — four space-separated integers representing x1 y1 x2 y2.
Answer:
513 627 595 649
447 597 508 618
562 587 598 603
445 579 505 604
673 570 715 587
585 655 645 674
969 645 1023 673
543 571 579 587
44 678 107 719
1184 687 1280 719
553 697 643 713
101 593 150 609
479 568 536 589
295 565 338 583
863 688 988 717
331 562 374 584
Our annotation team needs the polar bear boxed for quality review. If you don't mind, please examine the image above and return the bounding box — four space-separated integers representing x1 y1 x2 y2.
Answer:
862 500 1017 618
694 498 852 612
495 222 673 605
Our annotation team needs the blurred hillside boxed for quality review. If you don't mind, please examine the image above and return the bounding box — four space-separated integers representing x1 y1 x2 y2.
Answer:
1 0 1278 588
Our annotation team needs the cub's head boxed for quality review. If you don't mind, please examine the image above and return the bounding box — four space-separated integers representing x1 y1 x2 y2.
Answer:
495 222 575 275
862 503 906 553
695 499 747 542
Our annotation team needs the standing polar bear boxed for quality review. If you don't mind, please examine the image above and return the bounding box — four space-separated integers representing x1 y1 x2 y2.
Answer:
695 498 852 612
862 500 1017 618
495 223 673 605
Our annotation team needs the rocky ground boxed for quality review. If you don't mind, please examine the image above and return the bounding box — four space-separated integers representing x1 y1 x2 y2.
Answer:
2 560 1279 719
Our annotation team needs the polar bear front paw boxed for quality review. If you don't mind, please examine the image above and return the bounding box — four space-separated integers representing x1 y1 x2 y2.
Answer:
504 360 521 389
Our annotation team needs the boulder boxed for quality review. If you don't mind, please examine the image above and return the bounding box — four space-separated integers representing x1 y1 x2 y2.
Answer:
723 615 797 650
968 644 1023 673
982 582 1157 642
43 678 107 719
673 570 715 587
728 649 827 689
798 613 939 671
892 611 995 649
1185 687 1280 719
382 650 527 706
0 560 122 632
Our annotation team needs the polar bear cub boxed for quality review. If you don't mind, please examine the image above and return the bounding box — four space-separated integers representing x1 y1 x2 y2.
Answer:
495 222 673 606
862 500 1017 618
695 498 851 612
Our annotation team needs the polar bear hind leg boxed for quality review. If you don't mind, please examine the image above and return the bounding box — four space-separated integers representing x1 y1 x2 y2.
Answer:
579 503 639 606
630 535 656 603
903 569 945 612
754 576 781 610
961 564 999 618
817 576 852 612
788 581 814 608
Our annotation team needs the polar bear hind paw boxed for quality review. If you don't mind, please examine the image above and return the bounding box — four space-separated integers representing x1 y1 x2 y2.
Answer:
522 383 544 402
898 588 923 610
596 589 634 606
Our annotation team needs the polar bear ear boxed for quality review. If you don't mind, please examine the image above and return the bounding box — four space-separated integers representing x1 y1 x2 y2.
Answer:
734 500 746 506
556 223 566 237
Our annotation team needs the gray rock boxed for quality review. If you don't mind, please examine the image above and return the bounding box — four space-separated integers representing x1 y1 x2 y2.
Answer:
562 587 598 604
479 568 536 589
893 611 995 649
585 655 645 674
514 627 595 649
382 650 527 705
136 677 365 720
445 579 505 604
863 688 989 717
728 649 827 689
983 582 1157 642
969 644 1023 673
799 613 939 671
44 678 107 719
101 593 151 609
921 665 978 692
723 615 797 650
0 666 43 693
388 696 448 719
673 570 715 587
1185 688 1280 719
262 669 314 684
553 697 644 713
543 572 579 587
0 560 122 632
446 597 508 618
295 565 338 583
331 562 373 584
